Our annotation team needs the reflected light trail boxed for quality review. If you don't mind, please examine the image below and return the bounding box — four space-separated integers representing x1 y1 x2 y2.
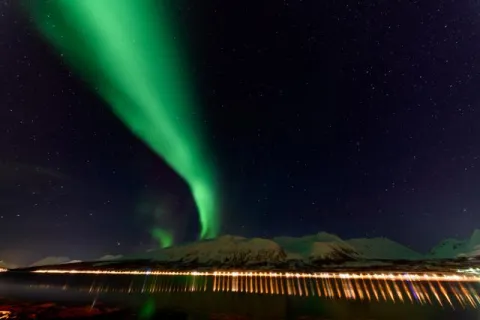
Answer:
25 270 480 309
24 269 480 308
31 269 480 282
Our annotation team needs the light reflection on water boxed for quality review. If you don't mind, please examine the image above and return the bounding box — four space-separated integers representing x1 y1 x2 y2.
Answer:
1 272 480 319
14 273 480 309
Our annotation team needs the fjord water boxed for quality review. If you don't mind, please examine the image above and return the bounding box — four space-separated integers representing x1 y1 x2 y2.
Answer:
0 273 478 319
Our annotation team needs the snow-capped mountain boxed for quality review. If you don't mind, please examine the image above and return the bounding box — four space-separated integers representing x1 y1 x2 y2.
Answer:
135 232 426 267
346 237 423 260
133 232 430 266
30 256 72 267
309 241 360 261
13 230 480 270
428 229 480 259
144 235 287 266
274 233 361 261
274 232 345 256
97 254 123 261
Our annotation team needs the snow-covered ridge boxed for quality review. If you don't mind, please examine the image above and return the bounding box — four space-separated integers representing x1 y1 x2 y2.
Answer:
428 229 480 259
274 233 361 261
145 235 287 266
138 232 426 265
7 230 480 269
146 229 480 265
346 237 423 260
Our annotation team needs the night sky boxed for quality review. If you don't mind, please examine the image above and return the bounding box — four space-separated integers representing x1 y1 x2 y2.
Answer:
1 0 480 265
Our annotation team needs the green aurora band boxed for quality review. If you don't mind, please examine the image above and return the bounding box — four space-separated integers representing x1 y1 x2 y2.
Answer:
151 228 173 248
27 0 219 239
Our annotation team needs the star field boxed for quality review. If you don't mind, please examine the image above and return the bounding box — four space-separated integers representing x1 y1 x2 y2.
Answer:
1 0 480 265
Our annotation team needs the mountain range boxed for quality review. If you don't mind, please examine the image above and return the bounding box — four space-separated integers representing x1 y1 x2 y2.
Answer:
122 230 480 268
10 230 480 269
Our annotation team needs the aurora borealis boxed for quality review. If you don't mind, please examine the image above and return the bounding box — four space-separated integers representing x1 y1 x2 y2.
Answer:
151 228 173 249
26 0 219 240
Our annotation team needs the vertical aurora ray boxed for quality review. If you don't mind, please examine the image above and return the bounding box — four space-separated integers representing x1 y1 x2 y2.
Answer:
27 0 219 239
151 228 173 248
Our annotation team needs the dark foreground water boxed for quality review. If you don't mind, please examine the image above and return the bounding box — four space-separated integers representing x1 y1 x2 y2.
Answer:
0 272 479 319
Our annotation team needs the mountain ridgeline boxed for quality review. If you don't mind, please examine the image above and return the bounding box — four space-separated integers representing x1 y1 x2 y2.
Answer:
18 230 480 270
127 230 480 268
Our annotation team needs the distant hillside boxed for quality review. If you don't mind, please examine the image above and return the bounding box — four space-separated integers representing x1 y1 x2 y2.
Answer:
135 235 287 267
428 229 480 259
131 231 424 267
7 230 480 269
346 237 423 260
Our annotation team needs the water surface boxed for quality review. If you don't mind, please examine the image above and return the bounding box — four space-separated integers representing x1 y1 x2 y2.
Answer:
0 273 478 319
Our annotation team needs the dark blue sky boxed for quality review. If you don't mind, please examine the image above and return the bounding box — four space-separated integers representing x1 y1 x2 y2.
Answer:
1 0 480 265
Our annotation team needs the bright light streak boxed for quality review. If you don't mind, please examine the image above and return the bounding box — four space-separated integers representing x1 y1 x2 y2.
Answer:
31 269 480 282
24 269 480 308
